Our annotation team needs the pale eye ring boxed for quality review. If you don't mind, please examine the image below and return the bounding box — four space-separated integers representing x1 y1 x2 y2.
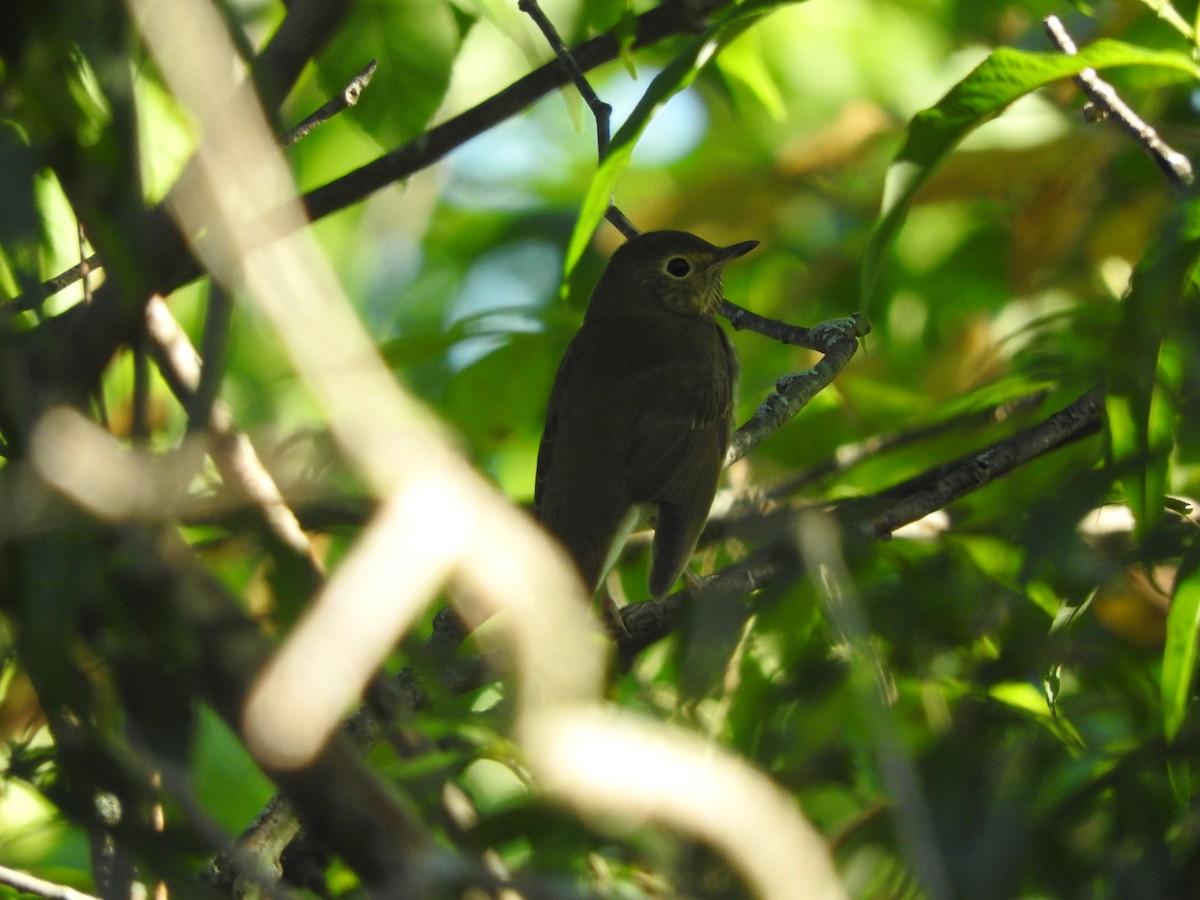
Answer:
665 257 691 278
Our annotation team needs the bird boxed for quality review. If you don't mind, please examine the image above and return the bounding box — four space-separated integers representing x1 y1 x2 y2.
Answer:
535 229 758 602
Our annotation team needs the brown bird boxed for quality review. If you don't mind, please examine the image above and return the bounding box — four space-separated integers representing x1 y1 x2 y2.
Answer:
535 230 758 601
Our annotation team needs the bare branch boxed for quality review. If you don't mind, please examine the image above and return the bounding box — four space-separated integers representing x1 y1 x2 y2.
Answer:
1043 15 1193 186
301 0 728 225
847 385 1104 540
281 59 378 148
5 0 734 414
726 314 868 464
2 255 101 316
252 0 355 113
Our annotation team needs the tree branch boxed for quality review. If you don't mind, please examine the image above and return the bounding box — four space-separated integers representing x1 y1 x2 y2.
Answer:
726 313 869 464
767 389 1050 497
3 0 735 427
1043 15 1193 186
251 0 356 114
281 59 378 148
112 525 443 893
300 0 731 224
519 0 640 238
143 297 323 579
847 385 1104 540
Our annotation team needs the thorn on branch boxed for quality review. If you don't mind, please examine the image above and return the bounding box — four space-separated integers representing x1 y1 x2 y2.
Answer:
1043 15 1194 187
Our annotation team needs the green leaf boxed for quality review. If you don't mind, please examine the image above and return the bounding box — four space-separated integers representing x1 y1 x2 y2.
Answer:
564 0 804 277
1107 196 1200 543
0 122 46 299
862 40 1200 306
316 0 465 148
1164 555 1200 740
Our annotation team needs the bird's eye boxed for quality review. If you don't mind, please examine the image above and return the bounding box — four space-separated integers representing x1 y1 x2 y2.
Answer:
665 257 691 278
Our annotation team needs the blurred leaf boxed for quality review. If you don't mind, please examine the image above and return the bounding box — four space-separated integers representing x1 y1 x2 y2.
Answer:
715 36 788 120
1163 554 1200 740
863 40 1200 306
0 122 45 299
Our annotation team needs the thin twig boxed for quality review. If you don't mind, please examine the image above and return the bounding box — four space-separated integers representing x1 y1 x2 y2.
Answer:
281 59 378 147
1044 15 1194 186
251 0 356 114
519 0 640 238
3 255 101 315
726 314 869 465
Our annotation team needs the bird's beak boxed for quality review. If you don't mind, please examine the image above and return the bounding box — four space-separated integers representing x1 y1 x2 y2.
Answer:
712 240 759 267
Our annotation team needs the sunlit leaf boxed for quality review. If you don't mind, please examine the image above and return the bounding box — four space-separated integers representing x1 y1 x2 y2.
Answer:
1163 555 1200 740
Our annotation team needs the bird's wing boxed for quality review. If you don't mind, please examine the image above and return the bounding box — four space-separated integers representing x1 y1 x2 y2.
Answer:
534 327 639 592
625 326 735 597
624 326 734 504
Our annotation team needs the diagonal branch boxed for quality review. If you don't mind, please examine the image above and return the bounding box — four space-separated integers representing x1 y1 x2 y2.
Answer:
726 313 869 465
1043 15 1193 186
143 297 322 579
281 59 378 147
4 0 736 423
0 865 100 900
251 0 356 114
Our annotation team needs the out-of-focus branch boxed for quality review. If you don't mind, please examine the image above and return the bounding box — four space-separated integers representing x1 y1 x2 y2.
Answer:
7 58 379 316
143 297 321 576
110 525 439 893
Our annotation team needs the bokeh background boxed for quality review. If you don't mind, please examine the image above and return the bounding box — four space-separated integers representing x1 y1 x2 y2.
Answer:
4 0 1200 896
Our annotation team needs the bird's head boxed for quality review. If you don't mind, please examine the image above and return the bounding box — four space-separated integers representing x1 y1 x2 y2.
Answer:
588 230 758 318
